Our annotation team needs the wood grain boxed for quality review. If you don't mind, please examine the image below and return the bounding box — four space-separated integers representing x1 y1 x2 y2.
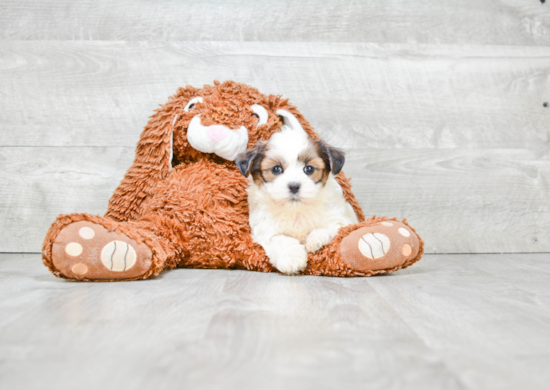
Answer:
345 148 550 254
0 253 549 390
1 41 548 150
1 146 548 253
1 5 549 254
0 41 548 253
1 0 549 46
0 147 131 252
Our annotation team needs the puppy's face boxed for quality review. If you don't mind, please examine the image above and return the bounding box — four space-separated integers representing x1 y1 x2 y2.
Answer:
236 127 345 205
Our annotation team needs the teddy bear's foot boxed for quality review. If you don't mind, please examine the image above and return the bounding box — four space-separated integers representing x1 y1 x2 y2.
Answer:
339 220 421 273
51 221 153 281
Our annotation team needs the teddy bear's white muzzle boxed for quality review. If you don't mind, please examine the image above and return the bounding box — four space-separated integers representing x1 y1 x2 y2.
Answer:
186 115 249 161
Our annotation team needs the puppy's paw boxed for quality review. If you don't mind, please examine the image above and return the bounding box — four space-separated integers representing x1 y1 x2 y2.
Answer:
305 227 338 253
266 235 308 275
276 250 308 275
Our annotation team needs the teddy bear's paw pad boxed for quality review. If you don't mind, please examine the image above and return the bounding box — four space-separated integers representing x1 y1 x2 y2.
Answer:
51 221 152 280
100 241 137 272
340 221 419 273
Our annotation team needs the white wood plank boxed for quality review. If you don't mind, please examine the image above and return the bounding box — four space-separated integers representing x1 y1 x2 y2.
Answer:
0 0 549 46
0 146 548 253
346 148 550 254
0 253 549 390
0 41 548 151
0 147 131 252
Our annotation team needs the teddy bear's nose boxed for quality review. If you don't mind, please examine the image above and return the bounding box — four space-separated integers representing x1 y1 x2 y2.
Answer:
206 125 230 144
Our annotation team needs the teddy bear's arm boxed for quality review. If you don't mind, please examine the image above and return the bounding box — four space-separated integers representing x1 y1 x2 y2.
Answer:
335 172 365 223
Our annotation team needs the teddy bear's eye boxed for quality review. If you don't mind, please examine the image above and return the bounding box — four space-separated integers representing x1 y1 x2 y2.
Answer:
184 97 203 112
251 104 268 126
271 166 283 175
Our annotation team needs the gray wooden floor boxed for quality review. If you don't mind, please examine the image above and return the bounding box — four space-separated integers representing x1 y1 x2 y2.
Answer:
1 253 549 390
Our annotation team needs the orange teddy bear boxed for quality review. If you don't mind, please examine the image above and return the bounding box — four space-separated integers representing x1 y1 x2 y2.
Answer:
42 81 423 281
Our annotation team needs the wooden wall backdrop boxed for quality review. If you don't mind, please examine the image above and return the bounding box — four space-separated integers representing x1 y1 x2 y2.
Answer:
0 0 549 253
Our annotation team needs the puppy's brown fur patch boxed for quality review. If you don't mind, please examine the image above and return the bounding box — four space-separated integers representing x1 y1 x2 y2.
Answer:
298 141 331 184
239 144 285 186
260 156 286 183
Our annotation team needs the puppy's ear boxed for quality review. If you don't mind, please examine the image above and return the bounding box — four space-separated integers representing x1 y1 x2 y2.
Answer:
325 144 346 175
235 144 263 177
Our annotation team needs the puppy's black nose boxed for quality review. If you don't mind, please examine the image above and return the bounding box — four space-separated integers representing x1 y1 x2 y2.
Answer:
288 182 301 194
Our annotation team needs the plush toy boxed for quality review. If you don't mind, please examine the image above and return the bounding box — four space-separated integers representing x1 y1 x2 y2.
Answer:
42 81 424 281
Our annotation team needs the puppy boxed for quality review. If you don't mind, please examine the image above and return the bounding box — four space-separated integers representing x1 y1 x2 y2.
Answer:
236 125 358 274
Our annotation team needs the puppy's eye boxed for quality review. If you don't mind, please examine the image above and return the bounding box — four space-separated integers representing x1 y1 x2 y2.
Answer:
304 165 315 175
188 103 195 109
252 113 259 119
271 166 283 175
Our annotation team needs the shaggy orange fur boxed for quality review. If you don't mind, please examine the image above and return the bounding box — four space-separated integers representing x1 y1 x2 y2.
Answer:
42 81 423 281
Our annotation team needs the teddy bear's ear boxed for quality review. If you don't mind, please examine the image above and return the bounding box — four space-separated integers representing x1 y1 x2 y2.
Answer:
105 89 195 222
269 99 318 140
276 109 308 136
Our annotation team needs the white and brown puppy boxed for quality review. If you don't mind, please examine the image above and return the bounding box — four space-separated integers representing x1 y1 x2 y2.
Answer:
236 114 358 274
